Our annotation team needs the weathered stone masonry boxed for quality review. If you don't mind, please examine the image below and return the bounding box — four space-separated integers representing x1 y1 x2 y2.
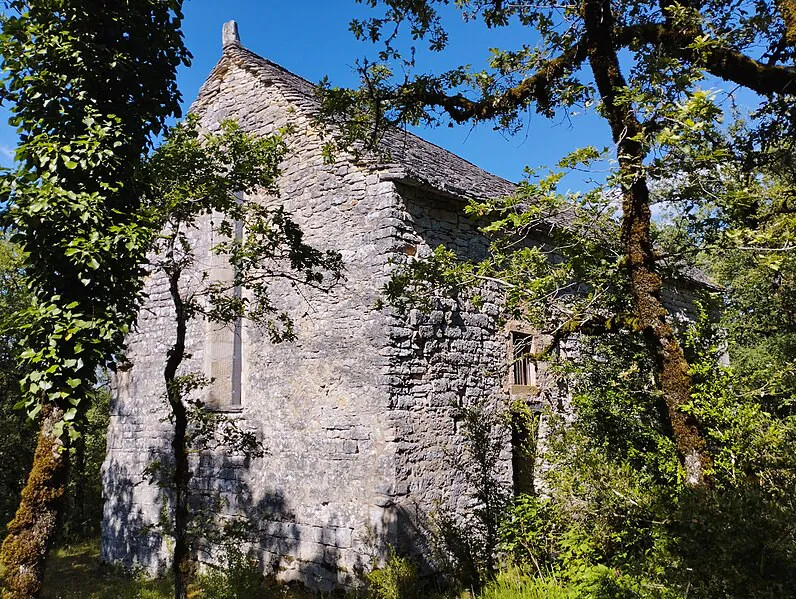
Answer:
101 22 702 589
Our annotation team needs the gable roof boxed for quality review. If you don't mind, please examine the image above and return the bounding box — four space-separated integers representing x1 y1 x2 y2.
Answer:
197 30 715 290
213 43 518 202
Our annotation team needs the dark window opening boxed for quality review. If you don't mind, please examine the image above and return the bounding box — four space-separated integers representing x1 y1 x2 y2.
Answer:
511 406 540 496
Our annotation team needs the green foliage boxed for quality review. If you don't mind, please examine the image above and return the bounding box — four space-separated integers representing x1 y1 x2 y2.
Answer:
493 313 796 597
366 551 421 599
477 563 661 599
0 235 108 540
377 155 796 595
325 0 796 497
60 387 110 543
705 166 796 416
419 403 513 589
0 0 190 431
0 237 36 529
321 1 794 154
0 10 188 588
382 162 636 344
476 566 573 599
147 116 343 339
145 116 343 596
196 546 267 599
499 494 559 573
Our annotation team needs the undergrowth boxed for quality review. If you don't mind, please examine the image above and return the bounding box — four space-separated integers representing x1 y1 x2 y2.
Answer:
37 539 596 599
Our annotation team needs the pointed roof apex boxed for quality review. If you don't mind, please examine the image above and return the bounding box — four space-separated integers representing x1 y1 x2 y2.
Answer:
195 41 518 203
222 20 240 49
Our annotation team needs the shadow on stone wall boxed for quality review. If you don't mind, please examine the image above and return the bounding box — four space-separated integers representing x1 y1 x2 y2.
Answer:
101 457 167 574
400 186 491 263
102 423 488 592
101 442 382 591
103 444 307 578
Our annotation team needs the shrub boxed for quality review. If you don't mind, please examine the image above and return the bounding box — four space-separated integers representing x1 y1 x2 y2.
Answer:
197 546 266 599
366 551 420 599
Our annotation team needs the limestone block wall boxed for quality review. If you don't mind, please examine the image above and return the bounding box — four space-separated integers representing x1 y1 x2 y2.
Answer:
383 183 514 561
378 184 707 564
101 55 408 589
101 43 710 590
101 266 180 572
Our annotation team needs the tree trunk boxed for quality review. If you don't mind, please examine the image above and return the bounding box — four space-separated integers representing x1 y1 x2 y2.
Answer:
169 390 190 599
582 0 709 486
777 0 796 46
0 405 69 599
165 265 191 599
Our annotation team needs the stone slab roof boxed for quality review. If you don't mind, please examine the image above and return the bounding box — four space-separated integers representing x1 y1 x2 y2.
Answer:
203 29 713 289
220 44 518 202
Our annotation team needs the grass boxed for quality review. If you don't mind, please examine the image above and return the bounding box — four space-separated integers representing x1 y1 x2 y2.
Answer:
477 567 574 599
40 540 173 599
38 540 322 599
38 540 570 599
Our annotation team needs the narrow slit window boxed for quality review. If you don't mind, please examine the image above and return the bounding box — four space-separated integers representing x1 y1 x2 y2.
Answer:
230 214 243 407
204 196 243 409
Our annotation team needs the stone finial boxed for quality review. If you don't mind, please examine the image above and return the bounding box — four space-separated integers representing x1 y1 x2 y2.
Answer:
222 20 240 49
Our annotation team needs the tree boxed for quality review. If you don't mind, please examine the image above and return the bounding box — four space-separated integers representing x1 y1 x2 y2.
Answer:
144 117 342 599
320 0 796 488
0 238 36 531
319 2 796 593
0 237 109 545
380 112 796 596
0 2 189 596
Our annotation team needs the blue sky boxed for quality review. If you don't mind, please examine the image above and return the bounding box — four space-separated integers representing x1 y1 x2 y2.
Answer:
186 1 623 188
0 0 612 188
0 1 761 191
176 0 613 189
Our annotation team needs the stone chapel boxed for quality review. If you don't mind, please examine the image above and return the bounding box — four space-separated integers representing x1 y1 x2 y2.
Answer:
101 21 699 589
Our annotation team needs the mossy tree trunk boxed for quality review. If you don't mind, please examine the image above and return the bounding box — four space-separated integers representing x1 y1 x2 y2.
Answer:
582 0 709 486
0 405 68 599
776 0 796 46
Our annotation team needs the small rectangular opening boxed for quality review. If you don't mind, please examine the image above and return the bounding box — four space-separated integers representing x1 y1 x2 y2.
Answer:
511 332 536 387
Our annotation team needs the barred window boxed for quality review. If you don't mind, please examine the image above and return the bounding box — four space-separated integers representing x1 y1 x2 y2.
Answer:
507 325 556 496
511 331 537 388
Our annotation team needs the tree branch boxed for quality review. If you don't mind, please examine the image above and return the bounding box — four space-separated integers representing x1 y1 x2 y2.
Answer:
623 22 796 96
400 41 589 123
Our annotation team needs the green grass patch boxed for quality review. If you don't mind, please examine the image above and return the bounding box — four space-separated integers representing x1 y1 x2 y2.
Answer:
39 540 579 599
39 540 334 598
476 567 574 599
41 540 173 599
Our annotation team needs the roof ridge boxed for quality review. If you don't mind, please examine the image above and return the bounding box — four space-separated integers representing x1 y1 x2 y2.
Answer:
199 34 712 287
221 44 518 201
227 46 316 97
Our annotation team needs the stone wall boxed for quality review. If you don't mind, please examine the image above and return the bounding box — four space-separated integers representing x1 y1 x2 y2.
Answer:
101 41 709 592
383 183 514 564
102 51 409 589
